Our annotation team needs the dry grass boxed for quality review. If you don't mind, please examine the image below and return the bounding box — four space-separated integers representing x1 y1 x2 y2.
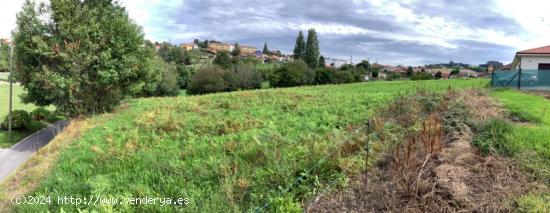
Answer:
0 115 109 211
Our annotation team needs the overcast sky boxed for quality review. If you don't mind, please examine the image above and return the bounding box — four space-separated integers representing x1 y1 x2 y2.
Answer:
2 0 550 65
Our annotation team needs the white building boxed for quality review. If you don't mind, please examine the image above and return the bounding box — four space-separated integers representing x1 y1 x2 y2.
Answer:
511 45 550 70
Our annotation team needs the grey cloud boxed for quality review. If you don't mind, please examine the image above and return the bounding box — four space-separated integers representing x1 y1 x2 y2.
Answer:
145 0 519 65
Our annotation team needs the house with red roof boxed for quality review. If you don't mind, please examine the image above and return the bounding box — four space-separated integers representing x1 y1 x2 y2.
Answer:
511 45 550 70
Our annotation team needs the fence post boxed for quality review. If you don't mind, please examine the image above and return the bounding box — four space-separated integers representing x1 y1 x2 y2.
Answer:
518 68 522 90
491 70 495 87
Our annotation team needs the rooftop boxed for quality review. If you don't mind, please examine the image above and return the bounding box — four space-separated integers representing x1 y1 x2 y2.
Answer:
517 45 550 54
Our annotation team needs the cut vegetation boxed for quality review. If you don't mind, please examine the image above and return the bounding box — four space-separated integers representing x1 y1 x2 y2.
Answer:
2 79 488 212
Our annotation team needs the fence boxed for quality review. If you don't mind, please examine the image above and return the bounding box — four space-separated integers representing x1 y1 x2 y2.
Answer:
491 69 550 90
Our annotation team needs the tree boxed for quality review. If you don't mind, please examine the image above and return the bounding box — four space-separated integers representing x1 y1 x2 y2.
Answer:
371 68 379 78
304 29 320 69
451 68 460 75
406 66 414 78
231 42 241 57
435 71 443 79
293 31 306 59
193 38 199 44
13 0 154 116
213 51 232 69
272 60 315 87
356 60 371 72
187 66 229 95
0 43 9 72
263 42 269 54
319 55 326 68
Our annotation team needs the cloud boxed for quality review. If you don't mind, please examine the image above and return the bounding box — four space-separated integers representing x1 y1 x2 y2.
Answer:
2 0 549 65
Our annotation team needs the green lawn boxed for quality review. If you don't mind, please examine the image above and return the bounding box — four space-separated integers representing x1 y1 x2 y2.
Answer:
0 83 51 147
490 90 550 211
12 79 488 212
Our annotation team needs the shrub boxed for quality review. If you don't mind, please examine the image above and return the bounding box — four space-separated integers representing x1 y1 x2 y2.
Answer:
228 64 263 90
213 51 232 69
314 67 335 84
31 107 52 121
187 66 230 95
411 72 433 81
272 60 315 87
386 72 402 81
334 71 355 84
1 110 32 130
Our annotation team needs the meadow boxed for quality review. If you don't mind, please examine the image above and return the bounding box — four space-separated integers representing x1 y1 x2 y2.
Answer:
490 90 550 210
10 79 488 212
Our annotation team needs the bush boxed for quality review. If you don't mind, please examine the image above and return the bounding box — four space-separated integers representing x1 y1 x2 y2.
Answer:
314 67 335 84
386 72 402 81
228 64 263 90
31 107 52 121
334 71 355 84
411 72 433 81
1 110 32 130
272 60 315 87
213 51 232 69
187 66 230 95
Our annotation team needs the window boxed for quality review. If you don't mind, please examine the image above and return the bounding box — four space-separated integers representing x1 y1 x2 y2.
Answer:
538 63 550 70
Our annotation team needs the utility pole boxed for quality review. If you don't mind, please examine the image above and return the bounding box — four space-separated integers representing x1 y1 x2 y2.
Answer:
8 43 13 136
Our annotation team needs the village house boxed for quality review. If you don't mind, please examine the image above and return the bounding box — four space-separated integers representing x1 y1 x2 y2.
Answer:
511 45 550 70
180 43 198 51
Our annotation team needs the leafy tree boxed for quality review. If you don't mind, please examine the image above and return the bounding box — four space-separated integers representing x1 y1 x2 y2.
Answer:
201 40 209 49
13 0 154 116
356 60 371 72
187 66 229 95
193 38 199 44
263 42 269 54
387 72 401 81
451 68 460 75
304 29 320 69
319 55 326 68
140 56 179 96
272 60 314 87
231 42 241 57
371 68 379 78
293 31 306 59
435 71 443 79
0 43 9 72
228 64 263 90
213 51 232 69
411 72 433 81
406 66 414 77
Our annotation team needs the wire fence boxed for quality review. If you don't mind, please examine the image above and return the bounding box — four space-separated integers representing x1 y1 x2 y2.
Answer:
491 69 550 90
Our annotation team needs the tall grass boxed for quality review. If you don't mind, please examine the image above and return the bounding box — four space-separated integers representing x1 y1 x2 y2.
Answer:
14 79 488 212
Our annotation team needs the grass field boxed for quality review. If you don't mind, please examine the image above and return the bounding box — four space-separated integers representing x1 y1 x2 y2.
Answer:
490 90 550 211
9 79 488 212
0 84 50 147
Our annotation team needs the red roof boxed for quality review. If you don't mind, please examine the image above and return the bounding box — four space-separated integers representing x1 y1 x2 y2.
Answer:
518 45 550 54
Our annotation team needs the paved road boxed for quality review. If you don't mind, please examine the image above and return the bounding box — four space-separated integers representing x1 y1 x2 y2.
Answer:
0 120 69 182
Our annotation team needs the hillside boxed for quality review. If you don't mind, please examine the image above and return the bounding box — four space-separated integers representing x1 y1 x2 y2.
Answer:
2 80 490 212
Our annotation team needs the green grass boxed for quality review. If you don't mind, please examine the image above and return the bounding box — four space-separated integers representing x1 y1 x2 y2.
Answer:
15 79 488 212
490 90 550 210
0 84 50 147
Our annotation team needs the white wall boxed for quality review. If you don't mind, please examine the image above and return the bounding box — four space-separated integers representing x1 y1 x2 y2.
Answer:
520 56 550 70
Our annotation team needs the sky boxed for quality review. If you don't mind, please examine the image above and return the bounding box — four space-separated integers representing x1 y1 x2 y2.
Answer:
2 0 550 65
